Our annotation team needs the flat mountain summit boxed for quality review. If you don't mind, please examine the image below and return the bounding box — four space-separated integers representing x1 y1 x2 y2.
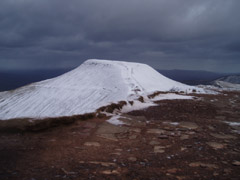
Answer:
0 59 203 120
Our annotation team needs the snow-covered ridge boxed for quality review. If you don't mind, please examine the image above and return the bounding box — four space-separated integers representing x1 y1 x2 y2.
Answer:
0 59 204 120
208 75 240 91
203 74 240 91
213 81 240 89
215 75 240 84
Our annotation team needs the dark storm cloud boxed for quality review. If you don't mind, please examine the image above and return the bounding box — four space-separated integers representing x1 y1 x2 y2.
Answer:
0 0 240 72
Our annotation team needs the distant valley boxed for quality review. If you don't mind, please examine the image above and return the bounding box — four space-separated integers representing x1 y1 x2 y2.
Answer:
157 69 239 85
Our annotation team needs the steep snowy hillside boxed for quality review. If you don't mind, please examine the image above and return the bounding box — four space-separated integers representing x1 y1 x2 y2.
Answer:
0 59 204 120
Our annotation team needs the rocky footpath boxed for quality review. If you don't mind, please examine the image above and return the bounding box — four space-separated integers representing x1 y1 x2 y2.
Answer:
0 92 240 180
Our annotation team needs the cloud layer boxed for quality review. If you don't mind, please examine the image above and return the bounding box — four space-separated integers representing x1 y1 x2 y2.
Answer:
0 0 240 72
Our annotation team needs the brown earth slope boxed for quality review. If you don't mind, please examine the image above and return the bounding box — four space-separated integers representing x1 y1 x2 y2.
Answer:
0 92 240 180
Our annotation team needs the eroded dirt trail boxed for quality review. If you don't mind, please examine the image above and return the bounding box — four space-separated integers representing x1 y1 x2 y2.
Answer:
0 92 240 180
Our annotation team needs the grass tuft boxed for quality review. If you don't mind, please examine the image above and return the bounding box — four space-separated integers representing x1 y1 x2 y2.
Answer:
96 101 127 113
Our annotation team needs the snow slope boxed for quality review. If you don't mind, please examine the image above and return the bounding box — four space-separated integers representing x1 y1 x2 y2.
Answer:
0 59 204 120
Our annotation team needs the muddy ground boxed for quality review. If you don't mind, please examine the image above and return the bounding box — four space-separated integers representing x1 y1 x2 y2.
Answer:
0 91 240 180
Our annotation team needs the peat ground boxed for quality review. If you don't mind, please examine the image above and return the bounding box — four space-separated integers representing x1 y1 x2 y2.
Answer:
0 91 240 180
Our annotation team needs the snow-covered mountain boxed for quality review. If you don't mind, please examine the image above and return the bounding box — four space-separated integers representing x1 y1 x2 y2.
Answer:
0 59 204 120
212 81 240 90
210 75 240 90
214 75 240 84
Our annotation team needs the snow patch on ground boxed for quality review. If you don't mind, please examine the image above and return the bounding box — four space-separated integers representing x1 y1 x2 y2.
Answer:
163 122 180 126
121 93 194 113
121 100 157 113
199 81 240 92
107 115 125 125
152 93 194 101
224 121 240 126
224 121 240 134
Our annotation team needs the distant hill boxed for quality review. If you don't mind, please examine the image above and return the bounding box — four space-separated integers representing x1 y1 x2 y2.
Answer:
157 69 235 85
213 75 240 84
209 75 240 90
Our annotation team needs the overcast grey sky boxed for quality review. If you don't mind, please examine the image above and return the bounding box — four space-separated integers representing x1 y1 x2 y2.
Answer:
0 0 240 72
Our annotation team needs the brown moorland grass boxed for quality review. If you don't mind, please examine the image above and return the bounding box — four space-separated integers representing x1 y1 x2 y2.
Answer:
147 91 174 99
96 101 127 113
0 113 96 133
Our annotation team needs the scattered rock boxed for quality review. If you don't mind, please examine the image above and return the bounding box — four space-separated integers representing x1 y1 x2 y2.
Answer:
117 133 128 139
130 128 141 133
176 176 186 180
154 146 165 153
147 129 165 134
206 142 225 149
224 139 230 143
98 133 118 141
179 122 198 130
210 133 237 140
233 148 240 152
101 169 120 175
222 161 228 164
128 157 137 162
61 168 77 175
180 135 189 140
181 147 187 151
158 135 168 139
189 162 218 169
129 134 137 140
163 126 171 131
111 152 121 156
232 160 240 166
168 132 180 137
208 126 215 131
84 142 100 147
96 122 129 141
167 168 178 174
149 140 160 145
88 161 117 167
